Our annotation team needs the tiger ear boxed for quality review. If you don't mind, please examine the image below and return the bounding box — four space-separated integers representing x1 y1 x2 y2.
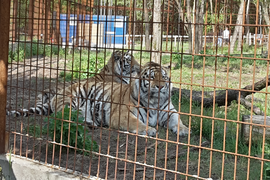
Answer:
164 65 171 70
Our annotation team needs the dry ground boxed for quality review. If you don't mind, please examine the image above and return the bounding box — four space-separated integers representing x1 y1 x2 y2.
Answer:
6 56 212 180
7 52 269 179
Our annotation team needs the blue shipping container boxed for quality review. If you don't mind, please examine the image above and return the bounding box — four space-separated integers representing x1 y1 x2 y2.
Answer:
60 14 77 44
91 15 129 45
60 14 128 45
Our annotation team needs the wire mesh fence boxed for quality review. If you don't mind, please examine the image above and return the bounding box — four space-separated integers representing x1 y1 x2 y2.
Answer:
1 0 270 179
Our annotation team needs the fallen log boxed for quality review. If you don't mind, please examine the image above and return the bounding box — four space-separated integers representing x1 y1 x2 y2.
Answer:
242 115 270 143
171 74 270 115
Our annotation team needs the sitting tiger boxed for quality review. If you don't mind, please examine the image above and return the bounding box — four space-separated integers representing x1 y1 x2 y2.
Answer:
7 50 140 117
96 50 140 84
49 61 190 136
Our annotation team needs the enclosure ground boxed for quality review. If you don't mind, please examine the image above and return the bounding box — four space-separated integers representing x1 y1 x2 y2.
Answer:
6 54 268 179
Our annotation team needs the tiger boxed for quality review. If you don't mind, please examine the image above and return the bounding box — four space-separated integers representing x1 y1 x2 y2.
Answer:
48 61 190 136
6 50 140 117
93 50 140 84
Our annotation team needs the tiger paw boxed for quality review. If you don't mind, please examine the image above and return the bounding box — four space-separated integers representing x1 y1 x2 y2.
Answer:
172 125 191 136
138 127 157 137
146 127 157 137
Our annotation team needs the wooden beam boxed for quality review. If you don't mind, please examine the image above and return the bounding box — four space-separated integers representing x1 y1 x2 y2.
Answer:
45 0 51 43
12 0 18 41
27 0 34 38
0 0 10 154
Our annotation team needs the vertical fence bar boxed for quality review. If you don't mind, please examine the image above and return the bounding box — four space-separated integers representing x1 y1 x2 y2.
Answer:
0 0 11 154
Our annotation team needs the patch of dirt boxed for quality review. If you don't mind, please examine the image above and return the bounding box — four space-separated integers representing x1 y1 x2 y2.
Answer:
6 56 216 179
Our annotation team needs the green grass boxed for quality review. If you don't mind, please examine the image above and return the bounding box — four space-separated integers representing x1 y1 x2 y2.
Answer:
9 40 66 62
13 41 270 178
133 40 268 56
170 93 270 179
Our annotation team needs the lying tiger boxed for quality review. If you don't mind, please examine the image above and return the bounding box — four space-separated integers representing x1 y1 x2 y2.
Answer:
7 50 140 117
49 61 190 136
7 53 190 136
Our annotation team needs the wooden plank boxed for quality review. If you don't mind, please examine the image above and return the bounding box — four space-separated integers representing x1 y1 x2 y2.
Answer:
44 0 51 43
0 0 11 154
53 0 61 44
27 0 34 38
12 0 18 41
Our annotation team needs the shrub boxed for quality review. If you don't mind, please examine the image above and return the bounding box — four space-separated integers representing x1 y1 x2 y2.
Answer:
43 106 98 154
9 40 66 62
60 53 105 81
45 45 66 56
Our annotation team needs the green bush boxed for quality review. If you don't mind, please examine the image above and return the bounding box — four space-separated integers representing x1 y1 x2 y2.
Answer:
60 53 105 81
45 45 66 56
9 40 65 62
43 106 98 154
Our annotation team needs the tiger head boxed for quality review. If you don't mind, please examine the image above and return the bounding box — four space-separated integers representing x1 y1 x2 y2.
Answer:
110 50 140 76
139 62 171 98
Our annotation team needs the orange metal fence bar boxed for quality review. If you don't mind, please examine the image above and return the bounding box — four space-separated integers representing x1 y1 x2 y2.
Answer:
3 0 270 179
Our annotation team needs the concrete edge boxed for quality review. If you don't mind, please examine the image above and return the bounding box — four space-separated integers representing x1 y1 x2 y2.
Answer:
0 154 103 180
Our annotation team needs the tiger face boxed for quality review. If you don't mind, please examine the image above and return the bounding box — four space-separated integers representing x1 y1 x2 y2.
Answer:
140 62 171 98
115 50 139 75
122 50 133 72
108 50 140 84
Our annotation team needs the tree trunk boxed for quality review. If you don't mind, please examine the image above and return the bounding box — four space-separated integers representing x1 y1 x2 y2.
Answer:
245 0 250 45
209 0 215 46
261 0 270 50
195 0 200 53
186 0 193 53
152 0 162 63
133 0 137 46
262 1 270 26
230 0 245 53
174 0 188 35
237 24 244 51
172 74 270 115
237 0 245 51
195 0 205 54
144 0 150 50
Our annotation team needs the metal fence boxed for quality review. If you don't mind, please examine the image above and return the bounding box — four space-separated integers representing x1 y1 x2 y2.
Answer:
1 0 270 179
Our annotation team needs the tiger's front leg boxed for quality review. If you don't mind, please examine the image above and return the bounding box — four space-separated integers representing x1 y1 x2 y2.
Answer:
159 103 190 136
168 112 190 136
80 99 99 127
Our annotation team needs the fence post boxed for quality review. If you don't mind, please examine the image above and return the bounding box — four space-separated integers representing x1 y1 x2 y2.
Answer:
0 0 10 154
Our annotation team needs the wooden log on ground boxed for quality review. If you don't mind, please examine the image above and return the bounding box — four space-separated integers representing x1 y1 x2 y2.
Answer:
171 74 270 113
242 115 270 143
